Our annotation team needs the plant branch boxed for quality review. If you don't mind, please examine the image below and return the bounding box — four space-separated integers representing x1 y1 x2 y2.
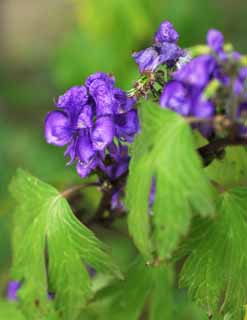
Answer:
61 182 100 199
198 137 247 166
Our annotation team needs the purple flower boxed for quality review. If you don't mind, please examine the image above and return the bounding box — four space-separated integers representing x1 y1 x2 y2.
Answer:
103 144 130 181
113 88 136 114
174 55 216 89
7 281 21 301
92 116 114 151
133 43 183 73
132 20 183 73
87 73 116 116
154 20 179 44
160 81 191 116
114 110 139 143
45 72 138 179
56 86 88 113
160 79 215 137
45 111 73 147
132 47 160 73
207 29 224 54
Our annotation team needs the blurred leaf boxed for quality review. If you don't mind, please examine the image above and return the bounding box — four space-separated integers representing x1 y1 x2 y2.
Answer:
205 146 247 188
126 102 215 260
81 256 174 320
9 169 121 319
180 188 247 319
0 301 25 320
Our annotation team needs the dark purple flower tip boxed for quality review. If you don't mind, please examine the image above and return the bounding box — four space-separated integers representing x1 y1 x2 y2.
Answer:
92 116 114 151
132 47 160 73
56 86 88 111
154 20 179 44
77 104 93 129
45 110 72 146
113 88 136 114
160 81 191 116
114 110 139 143
7 281 21 301
85 72 115 89
174 55 216 89
77 133 95 163
207 29 224 54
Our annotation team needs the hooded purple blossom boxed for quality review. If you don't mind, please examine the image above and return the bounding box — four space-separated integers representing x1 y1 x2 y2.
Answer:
174 55 216 89
207 29 224 54
132 20 184 73
154 20 179 44
45 72 138 179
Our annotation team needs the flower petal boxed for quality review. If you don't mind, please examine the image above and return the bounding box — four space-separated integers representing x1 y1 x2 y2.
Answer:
132 47 160 73
207 29 224 54
56 85 88 111
77 104 93 129
45 111 72 146
77 133 95 163
92 116 114 151
114 110 139 142
160 81 191 116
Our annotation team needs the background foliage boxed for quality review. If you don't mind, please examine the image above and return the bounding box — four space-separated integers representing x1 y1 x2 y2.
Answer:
1 0 247 318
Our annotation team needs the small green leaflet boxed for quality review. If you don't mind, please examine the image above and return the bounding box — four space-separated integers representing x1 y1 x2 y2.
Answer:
179 188 247 319
9 169 121 320
81 256 174 320
126 102 215 260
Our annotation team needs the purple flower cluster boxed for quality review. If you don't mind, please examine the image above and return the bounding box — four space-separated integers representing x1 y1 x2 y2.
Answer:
45 73 139 179
133 21 184 73
160 28 247 137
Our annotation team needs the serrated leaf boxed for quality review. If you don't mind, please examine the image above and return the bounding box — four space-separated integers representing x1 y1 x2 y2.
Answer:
81 256 174 320
126 102 215 260
9 169 121 320
180 188 247 319
205 146 247 188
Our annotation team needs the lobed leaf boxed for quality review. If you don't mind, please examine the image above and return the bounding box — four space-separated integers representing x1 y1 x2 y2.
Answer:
180 188 247 319
126 102 215 261
9 169 121 320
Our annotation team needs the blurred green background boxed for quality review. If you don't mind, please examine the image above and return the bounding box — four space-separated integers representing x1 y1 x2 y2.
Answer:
0 0 246 317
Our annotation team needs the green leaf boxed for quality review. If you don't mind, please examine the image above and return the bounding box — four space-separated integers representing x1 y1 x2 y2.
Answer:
81 256 174 320
9 169 121 320
126 102 215 260
0 301 25 320
205 146 247 188
180 188 247 319
149 266 174 320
